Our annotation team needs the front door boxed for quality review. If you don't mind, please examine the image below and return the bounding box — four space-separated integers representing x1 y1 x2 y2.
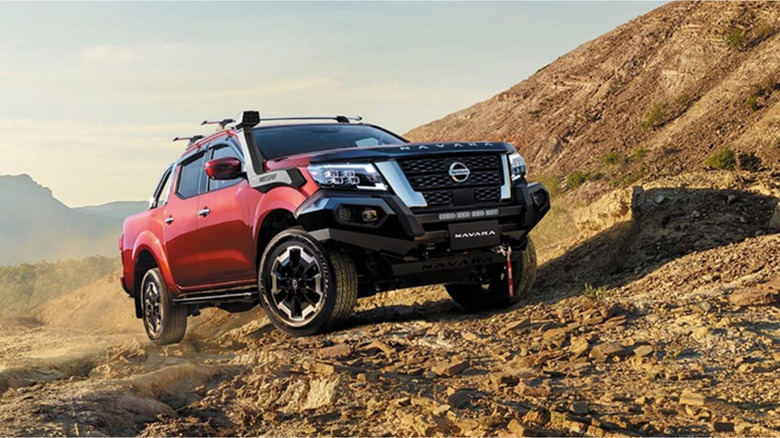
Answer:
196 144 256 285
163 152 207 288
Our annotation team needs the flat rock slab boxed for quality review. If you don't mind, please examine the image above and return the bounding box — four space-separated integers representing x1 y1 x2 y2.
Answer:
679 389 706 407
729 287 780 307
431 359 469 377
633 345 654 357
317 343 353 360
515 377 552 397
757 276 780 291
590 343 633 362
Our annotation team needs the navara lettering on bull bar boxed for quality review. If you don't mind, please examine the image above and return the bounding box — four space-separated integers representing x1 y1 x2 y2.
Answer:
454 230 497 239
120 110 549 343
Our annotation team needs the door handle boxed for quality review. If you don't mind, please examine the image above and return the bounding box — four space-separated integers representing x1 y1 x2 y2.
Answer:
164 217 174 224
198 208 211 217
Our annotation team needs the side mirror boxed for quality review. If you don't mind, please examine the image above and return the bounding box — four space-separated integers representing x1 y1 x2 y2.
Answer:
205 157 242 180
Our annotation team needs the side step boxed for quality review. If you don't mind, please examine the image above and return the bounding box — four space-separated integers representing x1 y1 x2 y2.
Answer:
173 290 259 305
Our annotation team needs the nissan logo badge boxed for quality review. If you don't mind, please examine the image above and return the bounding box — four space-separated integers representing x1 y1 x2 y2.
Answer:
448 161 470 183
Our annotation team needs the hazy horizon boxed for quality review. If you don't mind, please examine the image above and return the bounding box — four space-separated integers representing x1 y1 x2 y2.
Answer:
0 1 662 207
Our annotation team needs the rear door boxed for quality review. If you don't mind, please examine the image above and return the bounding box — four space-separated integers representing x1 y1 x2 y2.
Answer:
196 143 257 285
163 151 208 288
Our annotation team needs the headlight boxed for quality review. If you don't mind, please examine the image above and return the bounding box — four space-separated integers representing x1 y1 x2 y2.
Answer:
307 163 387 191
509 152 527 180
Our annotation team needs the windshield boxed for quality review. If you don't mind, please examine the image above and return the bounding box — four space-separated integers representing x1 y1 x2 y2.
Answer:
253 124 406 159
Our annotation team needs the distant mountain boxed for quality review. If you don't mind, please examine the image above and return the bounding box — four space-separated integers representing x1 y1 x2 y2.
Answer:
76 201 148 221
406 2 780 185
0 174 142 266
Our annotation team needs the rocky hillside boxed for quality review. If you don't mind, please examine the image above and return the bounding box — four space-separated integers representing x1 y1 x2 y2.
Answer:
1 3 780 437
75 201 148 221
407 2 780 189
0 170 778 437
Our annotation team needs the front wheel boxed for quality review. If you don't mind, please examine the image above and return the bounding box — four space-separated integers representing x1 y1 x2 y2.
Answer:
445 237 537 311
141 268 188 345
258 228 357 336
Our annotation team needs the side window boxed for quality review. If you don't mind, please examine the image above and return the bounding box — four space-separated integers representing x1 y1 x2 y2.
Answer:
156 170 173 207
150 166 172 209
208 145 243 192
176 153 206 199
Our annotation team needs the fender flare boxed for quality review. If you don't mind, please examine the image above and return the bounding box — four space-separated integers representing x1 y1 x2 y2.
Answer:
251 186 310 243
131 231 177 317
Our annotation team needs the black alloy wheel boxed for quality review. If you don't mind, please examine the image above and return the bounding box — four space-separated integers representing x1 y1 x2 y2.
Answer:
259 227 357 336
141 268 188 345
269 244 325 327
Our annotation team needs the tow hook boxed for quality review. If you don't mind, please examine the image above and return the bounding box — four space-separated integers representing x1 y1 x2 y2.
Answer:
494 244 514 299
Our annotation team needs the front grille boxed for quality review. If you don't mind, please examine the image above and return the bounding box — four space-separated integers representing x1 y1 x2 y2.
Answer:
423 190 453 206
401 155 499 174
398 154 505 208
474 186 501 202
407 171 502 190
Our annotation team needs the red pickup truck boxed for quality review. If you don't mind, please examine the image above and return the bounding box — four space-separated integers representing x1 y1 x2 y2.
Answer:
120 111 549 344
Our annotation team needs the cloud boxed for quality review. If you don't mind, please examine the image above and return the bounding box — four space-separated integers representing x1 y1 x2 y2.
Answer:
80 45 140 63
0 41 23 50
140 77 338 103
78 43 190 64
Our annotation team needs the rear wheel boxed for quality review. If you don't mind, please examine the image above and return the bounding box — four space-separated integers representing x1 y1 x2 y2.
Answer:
141 268 188 345
445 238 537 311
258 228 357 336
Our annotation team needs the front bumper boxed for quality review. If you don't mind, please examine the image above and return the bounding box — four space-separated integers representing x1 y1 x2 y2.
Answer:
295 180 550 258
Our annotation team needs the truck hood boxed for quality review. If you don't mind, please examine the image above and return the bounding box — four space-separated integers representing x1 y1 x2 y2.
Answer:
307 141 515 164
264 142 516 171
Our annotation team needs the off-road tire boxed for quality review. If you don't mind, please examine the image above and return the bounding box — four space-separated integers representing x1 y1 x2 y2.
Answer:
258 227 357 336
445 237 537 311
141 268 188 345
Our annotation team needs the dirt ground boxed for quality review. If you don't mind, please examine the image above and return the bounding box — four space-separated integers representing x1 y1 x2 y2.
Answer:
0 171 779 437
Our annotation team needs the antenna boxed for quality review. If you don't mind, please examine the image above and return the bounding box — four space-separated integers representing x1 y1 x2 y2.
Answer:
172 135 205 148
200 118 236 131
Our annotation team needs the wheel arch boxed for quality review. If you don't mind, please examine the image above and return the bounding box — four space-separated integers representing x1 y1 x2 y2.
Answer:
133 250 157 318
255 208 300 268
250 182 317 262
130 231 176 318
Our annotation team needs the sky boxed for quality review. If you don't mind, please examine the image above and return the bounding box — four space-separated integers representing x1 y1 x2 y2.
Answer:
0 1 662 207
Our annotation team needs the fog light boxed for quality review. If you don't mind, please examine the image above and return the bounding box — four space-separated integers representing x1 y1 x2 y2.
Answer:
361 208 379 222
336 205 354 223
531 190 548 209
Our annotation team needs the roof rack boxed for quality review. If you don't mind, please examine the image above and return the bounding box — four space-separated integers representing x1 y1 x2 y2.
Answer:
172 135 204 148
201 118 235 131
260 115 362 124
